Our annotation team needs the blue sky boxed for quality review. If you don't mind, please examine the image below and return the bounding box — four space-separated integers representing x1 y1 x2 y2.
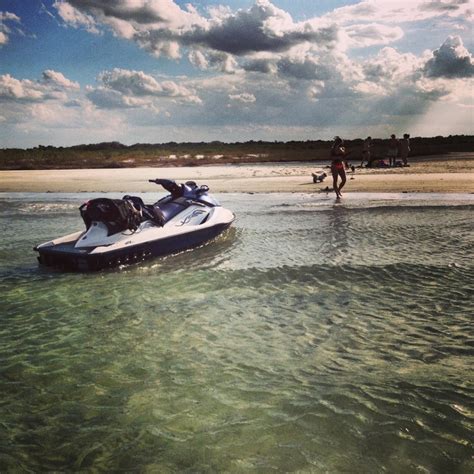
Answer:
0 0 473 147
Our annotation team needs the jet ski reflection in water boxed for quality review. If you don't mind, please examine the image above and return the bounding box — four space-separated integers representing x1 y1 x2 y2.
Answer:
34 179 235 271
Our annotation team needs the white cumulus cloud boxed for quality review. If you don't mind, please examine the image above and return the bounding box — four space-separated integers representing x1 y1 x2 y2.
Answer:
0 11 21 46
42 70 80 89
229 92 256 103
53 1 100 34
324 0 472 24
424 35 474 78
0 74 45 101
87 68 202 109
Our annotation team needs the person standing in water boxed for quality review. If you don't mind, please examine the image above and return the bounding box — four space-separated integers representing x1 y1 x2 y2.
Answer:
330 136 349 198
400 133 410 166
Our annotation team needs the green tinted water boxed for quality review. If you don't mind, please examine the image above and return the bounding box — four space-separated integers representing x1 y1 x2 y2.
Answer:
1 193 473 472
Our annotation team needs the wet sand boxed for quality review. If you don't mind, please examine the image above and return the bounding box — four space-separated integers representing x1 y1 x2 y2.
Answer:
1 153 473 194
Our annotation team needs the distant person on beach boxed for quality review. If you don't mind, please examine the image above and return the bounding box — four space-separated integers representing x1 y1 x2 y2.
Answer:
400 133 410 166
387 134 399 167
330 136 349 198
361 136 372 167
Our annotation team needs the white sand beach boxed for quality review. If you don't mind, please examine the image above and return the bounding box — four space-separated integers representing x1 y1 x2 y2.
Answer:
1 153 473 194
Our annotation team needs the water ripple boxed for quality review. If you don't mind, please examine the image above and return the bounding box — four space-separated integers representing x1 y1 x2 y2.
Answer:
1 193 473 472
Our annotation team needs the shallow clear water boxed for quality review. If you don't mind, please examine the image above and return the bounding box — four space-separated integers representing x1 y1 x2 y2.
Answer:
1 192 473 472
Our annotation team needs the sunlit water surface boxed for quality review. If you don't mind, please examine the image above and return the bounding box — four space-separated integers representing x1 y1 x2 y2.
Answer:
1 192 473 472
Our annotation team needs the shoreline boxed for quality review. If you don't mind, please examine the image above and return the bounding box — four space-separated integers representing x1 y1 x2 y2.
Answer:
1 153 473 194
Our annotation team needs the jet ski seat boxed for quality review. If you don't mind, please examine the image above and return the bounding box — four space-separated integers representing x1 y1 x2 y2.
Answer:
154 197 189 224
122 194 193 226
123 195 164 226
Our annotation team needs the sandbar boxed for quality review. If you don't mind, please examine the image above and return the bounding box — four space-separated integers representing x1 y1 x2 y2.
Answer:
1 153 473 194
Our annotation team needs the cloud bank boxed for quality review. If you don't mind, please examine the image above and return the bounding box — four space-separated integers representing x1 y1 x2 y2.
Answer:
1 1 472 146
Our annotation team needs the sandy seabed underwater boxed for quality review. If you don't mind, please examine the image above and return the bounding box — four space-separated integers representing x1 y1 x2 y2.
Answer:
1 192 473 472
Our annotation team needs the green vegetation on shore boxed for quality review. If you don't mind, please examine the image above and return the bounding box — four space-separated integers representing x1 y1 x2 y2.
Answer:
1 135 473 170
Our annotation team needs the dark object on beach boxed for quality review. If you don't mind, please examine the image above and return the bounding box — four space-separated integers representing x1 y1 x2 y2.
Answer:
312 172 327 183
34 179 235 271
320 186 335 193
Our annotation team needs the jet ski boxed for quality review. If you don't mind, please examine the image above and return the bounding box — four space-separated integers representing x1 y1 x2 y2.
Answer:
34 179 235 271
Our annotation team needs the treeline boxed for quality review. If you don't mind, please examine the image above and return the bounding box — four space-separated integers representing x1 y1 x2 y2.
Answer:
1 135 473 170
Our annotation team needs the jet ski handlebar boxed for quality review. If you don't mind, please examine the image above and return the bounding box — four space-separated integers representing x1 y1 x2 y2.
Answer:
149 179 209 196
149 179 182 195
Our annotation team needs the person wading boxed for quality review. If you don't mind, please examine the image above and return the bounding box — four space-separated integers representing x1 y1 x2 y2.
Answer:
330 136 349 198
